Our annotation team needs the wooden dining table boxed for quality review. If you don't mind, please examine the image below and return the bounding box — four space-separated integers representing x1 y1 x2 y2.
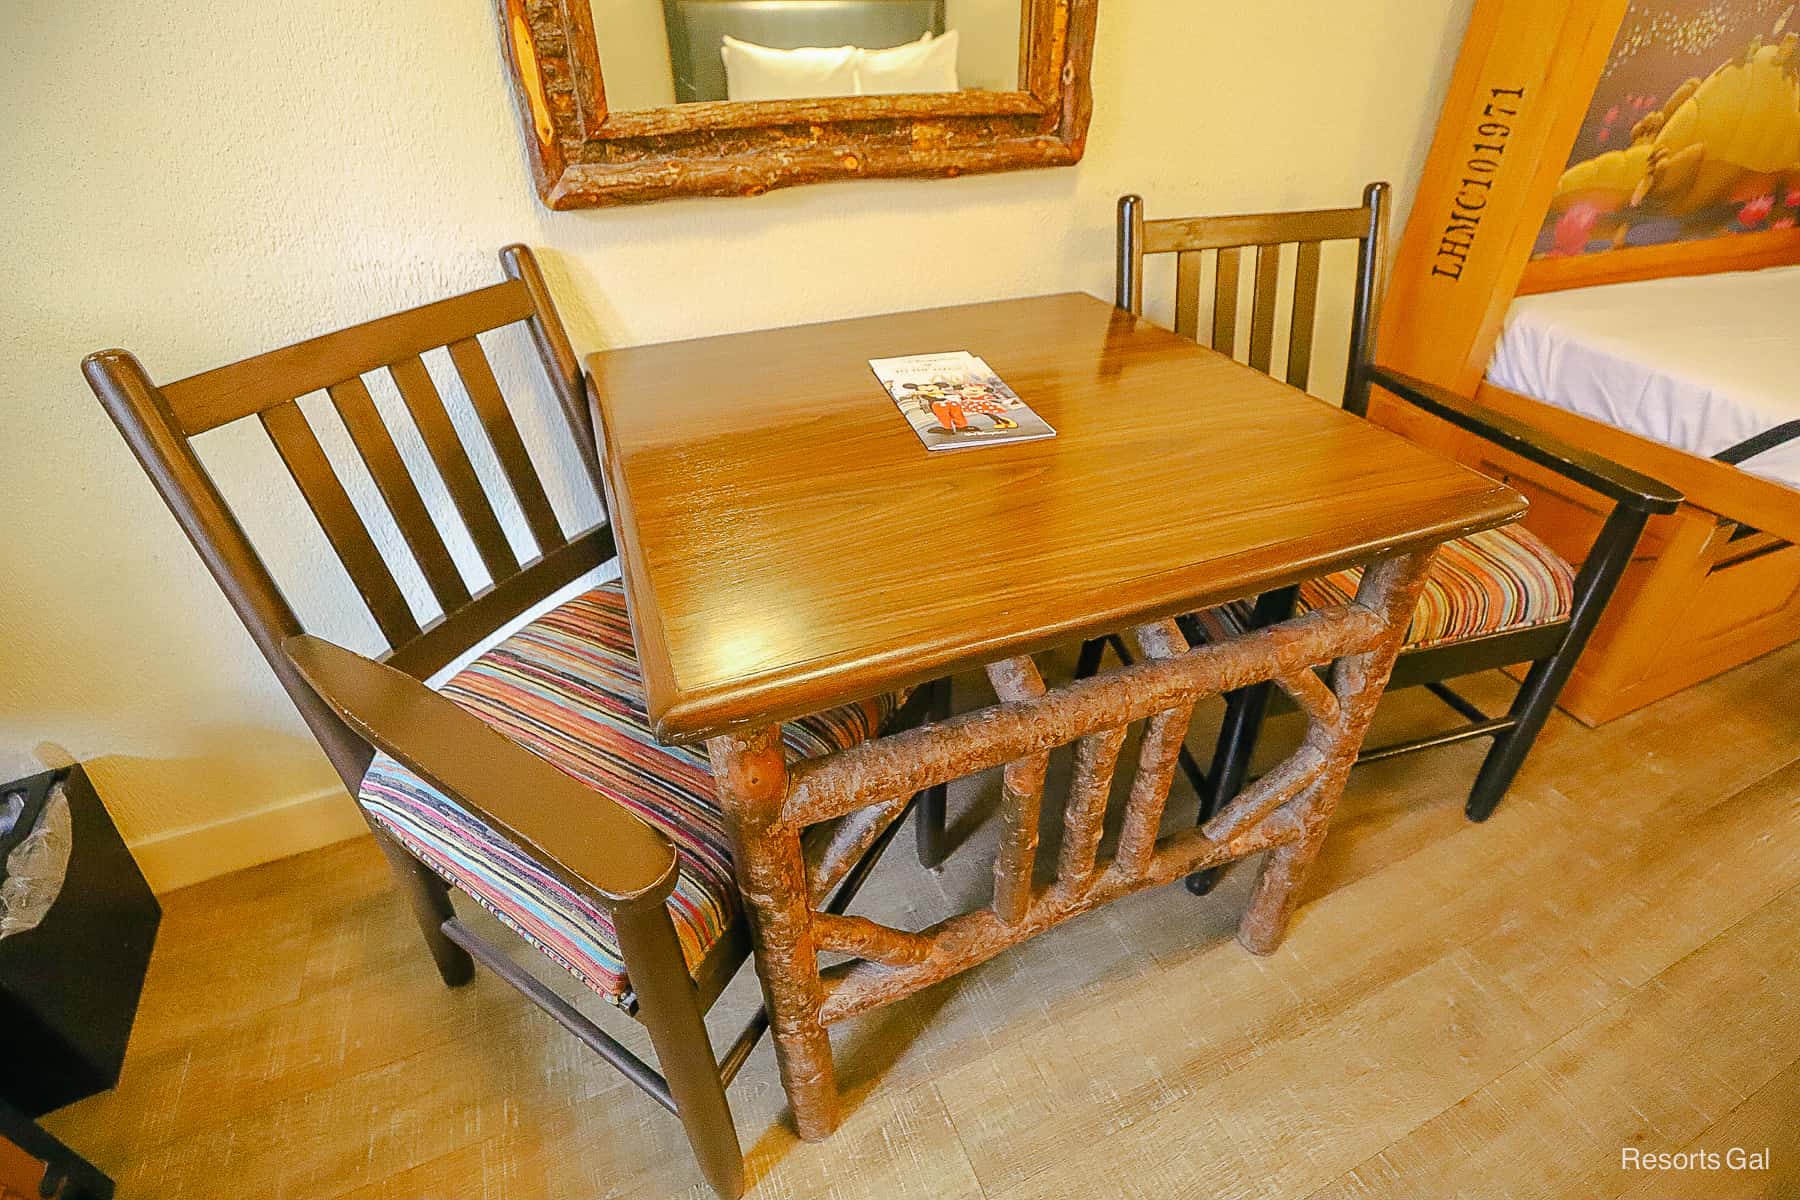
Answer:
584 291 1525 1140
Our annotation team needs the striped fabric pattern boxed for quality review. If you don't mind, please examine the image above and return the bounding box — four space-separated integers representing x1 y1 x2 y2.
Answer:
1191 524 1574 649
357 579 891 1003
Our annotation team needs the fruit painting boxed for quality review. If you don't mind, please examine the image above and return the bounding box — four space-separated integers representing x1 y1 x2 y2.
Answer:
1536 1 1800 257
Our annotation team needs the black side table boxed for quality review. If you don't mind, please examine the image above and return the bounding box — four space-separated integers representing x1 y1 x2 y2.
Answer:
1 1099 113 1199
1 764 159 1117
1 763 158 1197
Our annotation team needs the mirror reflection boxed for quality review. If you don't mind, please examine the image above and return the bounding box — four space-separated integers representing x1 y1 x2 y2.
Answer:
594 0 1024 111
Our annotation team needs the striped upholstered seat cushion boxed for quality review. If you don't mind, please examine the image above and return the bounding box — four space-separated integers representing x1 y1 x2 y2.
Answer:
1190 523 1574 649
358 578 891 1003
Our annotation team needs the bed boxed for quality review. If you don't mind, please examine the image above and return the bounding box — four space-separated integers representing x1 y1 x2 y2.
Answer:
1370 0 1800 726
1486 266 1800 492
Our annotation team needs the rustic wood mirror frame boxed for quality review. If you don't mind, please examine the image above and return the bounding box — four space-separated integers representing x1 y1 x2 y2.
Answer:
499 0 1099 208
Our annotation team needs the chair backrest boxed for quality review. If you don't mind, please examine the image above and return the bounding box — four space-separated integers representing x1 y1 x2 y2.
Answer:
1116 182 1389 413
82 245 613 790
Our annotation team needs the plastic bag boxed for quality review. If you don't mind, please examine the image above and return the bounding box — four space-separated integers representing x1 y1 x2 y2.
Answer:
0 780 73 940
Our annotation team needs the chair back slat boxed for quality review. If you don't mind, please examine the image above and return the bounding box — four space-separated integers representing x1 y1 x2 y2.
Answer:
1141 205 1368 254
1119 184 1389 407
1247 243 1282 375
1212 247 1241 357
388 354 521 584
1172 251 1202 342
163 280 535 435
1286 240 1323 392
447 336 565 556
86 246 607 773
327 375 472 612
259 400 422 647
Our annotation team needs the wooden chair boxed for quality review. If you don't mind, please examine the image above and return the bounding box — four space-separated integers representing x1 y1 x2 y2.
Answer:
1077 185 1681 891
82 246 933 1199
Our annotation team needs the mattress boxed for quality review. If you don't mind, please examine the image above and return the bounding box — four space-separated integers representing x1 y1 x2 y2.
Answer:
1486 265 1800 492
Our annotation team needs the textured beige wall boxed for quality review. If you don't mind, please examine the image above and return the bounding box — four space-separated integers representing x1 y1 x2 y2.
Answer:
0 0 1473 890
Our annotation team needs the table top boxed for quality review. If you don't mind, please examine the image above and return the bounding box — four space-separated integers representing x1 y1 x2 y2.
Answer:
586 292 1525 742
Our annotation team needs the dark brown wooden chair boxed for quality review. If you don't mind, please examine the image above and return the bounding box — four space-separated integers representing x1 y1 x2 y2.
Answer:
1077 185 1681 891
82 246 932 1199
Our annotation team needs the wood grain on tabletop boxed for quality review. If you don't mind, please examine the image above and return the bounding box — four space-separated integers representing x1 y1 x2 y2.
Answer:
586 292 1524 740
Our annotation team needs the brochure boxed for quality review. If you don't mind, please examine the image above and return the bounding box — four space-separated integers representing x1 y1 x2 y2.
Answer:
868 351 1055 452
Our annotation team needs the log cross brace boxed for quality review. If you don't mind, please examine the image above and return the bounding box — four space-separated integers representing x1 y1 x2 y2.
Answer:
708 549 1435 1141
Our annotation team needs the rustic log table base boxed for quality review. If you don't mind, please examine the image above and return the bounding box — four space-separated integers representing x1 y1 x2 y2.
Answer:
707 549 1436 1140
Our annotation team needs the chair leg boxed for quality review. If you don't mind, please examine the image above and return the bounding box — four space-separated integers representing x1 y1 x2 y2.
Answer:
1174 742 1210 806
1465 503 1651 823
1073 635 1107 680
613 898 747 1200
373 830 474 987
1464 660 1558 822
1187 585 1296 896
1075 633 1138 680
915 676 954 869
1185 683 1272 895
1106 633 1133 664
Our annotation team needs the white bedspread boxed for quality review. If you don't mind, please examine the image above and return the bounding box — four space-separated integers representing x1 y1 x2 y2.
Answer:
1486 265 1800 491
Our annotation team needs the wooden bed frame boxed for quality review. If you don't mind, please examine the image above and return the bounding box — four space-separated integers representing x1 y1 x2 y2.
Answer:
1373 0 1800 725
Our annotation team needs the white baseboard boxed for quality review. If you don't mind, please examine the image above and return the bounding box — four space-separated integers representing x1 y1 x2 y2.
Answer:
128 785 370 894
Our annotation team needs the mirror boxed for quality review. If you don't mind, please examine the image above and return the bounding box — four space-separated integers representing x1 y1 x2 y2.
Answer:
499 0 1097 208
593 1 1023 111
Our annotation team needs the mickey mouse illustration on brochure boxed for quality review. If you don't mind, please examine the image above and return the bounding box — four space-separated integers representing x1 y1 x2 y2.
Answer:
869 351 1057 452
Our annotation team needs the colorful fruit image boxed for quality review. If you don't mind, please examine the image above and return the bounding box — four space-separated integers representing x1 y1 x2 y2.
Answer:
1539 4 1800 254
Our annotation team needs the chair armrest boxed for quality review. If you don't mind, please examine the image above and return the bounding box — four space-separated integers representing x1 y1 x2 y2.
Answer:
1366 365 1683 515
284 634 678 907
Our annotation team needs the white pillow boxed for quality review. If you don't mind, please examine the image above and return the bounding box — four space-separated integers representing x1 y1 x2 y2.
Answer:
720 35 858 102
856 30 961 95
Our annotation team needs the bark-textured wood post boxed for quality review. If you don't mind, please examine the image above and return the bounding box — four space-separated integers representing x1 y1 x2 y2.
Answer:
1054 725 1127 897
707 726 840 1140
1113 619 1193 878
985 656 1049 924
1238 548 1436 954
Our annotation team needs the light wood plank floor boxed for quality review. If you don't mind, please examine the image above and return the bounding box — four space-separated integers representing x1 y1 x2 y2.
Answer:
45 641 1800 1199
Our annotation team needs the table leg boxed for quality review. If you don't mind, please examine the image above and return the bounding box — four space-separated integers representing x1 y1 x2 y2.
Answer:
1239 548 1436 954
706 726 840 1141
